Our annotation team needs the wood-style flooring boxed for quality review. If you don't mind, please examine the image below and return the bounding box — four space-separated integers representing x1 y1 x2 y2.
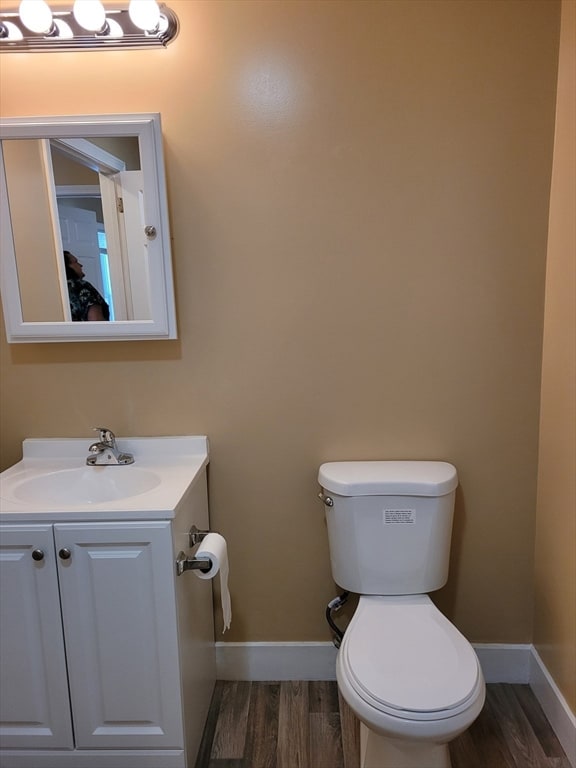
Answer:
195 681 570 768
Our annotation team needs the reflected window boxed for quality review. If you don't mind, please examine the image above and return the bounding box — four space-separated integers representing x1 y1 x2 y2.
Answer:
98 229 115 321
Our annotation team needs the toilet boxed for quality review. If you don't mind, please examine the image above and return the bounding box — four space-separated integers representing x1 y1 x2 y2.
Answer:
318 461 485 768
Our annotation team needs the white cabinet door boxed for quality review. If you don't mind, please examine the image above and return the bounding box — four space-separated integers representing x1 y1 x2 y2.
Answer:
54 521 184 750
0 525 73 749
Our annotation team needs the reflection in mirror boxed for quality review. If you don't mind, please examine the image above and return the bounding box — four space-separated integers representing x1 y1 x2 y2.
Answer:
0 114 177 342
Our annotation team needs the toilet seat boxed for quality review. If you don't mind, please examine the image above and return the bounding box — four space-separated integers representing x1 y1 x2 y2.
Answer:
340 595 482 723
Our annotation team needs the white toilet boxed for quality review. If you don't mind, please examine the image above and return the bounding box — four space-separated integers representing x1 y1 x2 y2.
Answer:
318 461 485 768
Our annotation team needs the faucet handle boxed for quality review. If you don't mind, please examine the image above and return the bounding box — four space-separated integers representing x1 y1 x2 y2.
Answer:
93 426 116 445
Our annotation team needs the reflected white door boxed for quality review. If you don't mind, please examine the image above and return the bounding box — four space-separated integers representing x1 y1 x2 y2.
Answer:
99 170 150 321
58 203 104 295
119 171 152 320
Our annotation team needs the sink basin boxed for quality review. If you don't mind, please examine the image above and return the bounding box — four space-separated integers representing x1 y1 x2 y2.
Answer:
12 466 161 506
0 436 209 519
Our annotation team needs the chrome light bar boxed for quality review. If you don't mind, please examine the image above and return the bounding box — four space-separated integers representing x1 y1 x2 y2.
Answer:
0 3 179 52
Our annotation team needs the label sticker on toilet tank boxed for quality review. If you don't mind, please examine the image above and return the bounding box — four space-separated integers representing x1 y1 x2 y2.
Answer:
384 509 416 524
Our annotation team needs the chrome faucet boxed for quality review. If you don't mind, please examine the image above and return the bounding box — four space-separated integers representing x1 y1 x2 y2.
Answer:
86 427 134 466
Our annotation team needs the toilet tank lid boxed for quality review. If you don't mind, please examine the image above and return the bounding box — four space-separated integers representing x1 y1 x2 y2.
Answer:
318 461 458 497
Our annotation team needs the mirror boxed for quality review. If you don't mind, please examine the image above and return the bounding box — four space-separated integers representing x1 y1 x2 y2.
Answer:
0 114 177 342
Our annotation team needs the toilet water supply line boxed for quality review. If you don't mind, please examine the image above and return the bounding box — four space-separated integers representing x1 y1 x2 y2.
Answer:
326 591 349 648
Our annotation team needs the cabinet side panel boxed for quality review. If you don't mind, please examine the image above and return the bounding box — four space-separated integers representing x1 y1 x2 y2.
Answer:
0 525 73 749
174 471 216 766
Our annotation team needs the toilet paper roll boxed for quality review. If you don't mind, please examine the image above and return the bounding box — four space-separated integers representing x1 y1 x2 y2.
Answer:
194 532 232 632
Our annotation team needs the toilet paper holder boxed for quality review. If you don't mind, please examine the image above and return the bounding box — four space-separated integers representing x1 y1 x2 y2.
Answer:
189 525 208 547
175 551 212 576
175 526 212 576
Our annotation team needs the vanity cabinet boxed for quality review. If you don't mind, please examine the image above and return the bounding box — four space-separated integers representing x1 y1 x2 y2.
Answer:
0 463 215 768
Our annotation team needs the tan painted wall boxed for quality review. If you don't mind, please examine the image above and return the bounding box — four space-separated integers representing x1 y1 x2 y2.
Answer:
0 1 560 644
534 0 576 714
2 140 64 321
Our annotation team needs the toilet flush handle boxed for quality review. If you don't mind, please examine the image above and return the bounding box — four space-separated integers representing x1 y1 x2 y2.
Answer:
318 492 333 507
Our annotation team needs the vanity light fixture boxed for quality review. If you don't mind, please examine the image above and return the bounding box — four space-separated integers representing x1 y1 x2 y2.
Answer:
0 0 179 51
72 0 107 33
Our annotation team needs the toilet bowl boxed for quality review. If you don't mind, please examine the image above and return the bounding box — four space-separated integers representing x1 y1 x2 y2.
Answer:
318 460 486 768
336 594 485 768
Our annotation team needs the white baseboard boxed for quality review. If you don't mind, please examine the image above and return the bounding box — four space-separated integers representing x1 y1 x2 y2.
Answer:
215 640 575 767
215 641 532 684
216 641 338 681
472 643 532 683
530 647 576 768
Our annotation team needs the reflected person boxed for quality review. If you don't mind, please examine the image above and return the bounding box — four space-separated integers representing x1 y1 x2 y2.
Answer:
63 251 110 322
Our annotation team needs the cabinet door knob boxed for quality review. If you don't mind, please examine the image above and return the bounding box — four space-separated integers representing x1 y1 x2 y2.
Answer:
58 548 72 560
31 549 44 561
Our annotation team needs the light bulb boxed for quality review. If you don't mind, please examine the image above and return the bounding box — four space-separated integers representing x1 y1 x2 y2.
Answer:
53 19 74 39
156 14 169 34
104 18 123 38
73 0 106 32
129 0 160 31
19 0 53 34
0 20 24 41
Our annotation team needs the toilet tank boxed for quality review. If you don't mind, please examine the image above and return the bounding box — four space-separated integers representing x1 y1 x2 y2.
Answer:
318 461 458 595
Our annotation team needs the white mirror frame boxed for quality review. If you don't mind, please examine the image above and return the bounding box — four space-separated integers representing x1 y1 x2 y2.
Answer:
0 114 177 343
